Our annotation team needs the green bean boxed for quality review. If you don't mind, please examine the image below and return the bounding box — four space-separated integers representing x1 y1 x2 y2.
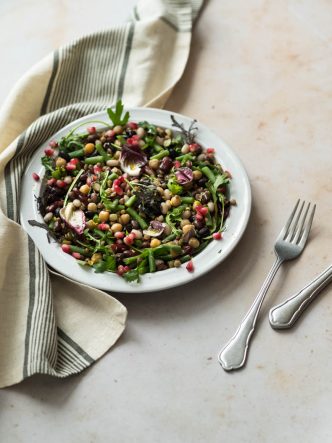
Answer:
126 208 148 229
153 244 182 256
180 254 191 263
109 199 119 210
95 140 107 158
68 245 89 256
123 255 140 265
181 196 194 204
157 254 173 261
162 233 177 243
109 172 118 180
84 155 105 164
148 250 156 273
150 149 170 160
201 166 216 183
68 148 84 158
125 195 137 207
113 205 125 211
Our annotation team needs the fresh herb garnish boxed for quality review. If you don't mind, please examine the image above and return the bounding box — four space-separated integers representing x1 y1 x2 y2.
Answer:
107 100 130 127
170 115 198 144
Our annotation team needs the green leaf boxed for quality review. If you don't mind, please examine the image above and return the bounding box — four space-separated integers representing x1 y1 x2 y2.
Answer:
107 100 130 127
105 254 117 271
41 156 55 173
123 269 140 282
213 173 229 191
167 177 183 195
93 260 108 273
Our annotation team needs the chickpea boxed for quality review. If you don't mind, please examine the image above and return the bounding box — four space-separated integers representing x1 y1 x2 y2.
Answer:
182 210 191 219
150 238 161 248
43 212 53 223
55 157 66 168
188 237 200 249
106 159 119 167
157 186 164 195
99 210 110 222
111 223 123 232
207 201 215 212
114 150 121 159
83 143 95 155
149 159 160 170
131 229 143 239
171 195 181 207
156 215 164 222
64 176 72 185
113 125 123 134
87 220 97 229
193 170 202 180
79 184 91 195
136 127 145 138
165 200 172 209
87 202 97 212
180 219 191 228
109 213 118 222
93 182 101 192
181 144 190 154
119 213 131 225
165 128 172 137
163 224 172 236
73 199 81 208
182 224 195 234
173 259 182 268
163 189 172 200
161 202 169 215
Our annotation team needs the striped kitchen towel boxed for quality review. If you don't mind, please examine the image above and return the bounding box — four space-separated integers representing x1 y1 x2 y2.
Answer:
0 0 203 388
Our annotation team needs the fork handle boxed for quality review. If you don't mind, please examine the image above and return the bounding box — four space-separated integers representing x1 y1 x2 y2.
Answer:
269 264 332 329
218 257 283 371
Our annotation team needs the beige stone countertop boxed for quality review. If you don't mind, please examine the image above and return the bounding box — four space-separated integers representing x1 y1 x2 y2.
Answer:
1 1 332 442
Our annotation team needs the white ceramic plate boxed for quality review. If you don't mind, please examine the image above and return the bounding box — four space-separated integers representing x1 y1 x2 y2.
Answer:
20 108 251 293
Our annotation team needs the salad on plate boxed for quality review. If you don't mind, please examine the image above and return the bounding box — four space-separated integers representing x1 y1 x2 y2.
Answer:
30 101 234 283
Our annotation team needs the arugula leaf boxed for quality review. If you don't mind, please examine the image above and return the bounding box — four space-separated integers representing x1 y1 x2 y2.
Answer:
99 172 113 210
41 156 55 173
107 100 130 127
165 205 186 236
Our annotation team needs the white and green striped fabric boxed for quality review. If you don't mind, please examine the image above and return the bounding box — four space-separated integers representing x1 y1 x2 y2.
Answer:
0 0 203 388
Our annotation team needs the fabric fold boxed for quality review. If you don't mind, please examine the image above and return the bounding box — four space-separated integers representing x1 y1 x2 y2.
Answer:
0 0 203 388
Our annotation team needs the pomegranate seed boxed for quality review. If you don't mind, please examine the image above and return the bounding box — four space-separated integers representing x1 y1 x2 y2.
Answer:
194 204 202 213
49 140 58 148
32 172 40 181
44 147 54 156
186 261 194 272
56 180 66 188
61 244 71 254
87 126 96 134
98 223 109 231
72 252 82 259
195 213 203 221
173 160 181 168
117 265 125 276
123 266 130 272
114 185 123 195
123 236 134 246
127 135 140 145
199 207 208 216
93 165 102 174
213 232 222 240
70 158 80 165
128 232 136 240
207 147 215 154
127 121 138 130
114 231 125 239
189 143 199 153
47 178 56 186
66 163 76 171
105 129 115 138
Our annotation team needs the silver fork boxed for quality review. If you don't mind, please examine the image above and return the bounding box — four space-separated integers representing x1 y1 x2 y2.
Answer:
218 200 316 371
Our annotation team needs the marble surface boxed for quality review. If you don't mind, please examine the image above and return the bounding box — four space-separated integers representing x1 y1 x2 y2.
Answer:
1 0 332 442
